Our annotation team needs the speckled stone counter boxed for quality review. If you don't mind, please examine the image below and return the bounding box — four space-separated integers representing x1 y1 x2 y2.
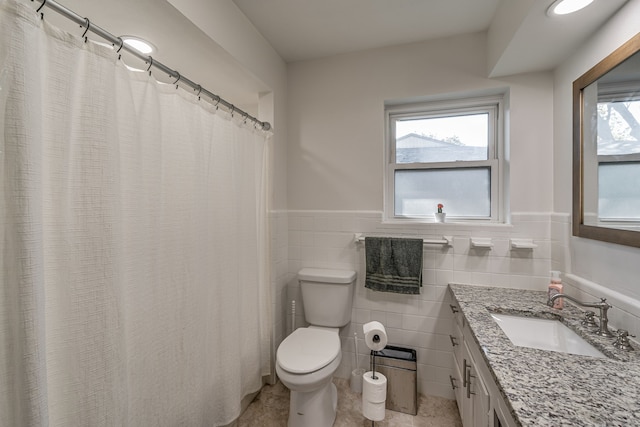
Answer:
448 283 640 427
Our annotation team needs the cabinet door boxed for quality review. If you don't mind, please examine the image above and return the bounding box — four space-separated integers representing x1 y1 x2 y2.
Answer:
451 353 464 419
470 364 490 427
491 394 517 427
462 340 491 427
461 342 474 427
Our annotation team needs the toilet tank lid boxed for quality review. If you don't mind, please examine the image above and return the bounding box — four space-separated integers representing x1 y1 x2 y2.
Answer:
298 268 356 284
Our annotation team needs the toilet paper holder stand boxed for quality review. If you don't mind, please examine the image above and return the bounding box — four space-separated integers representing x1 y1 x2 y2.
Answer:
369 332 382 380
371 335 380 427
364 328 385 426
369 347 380 427
370 350 379 380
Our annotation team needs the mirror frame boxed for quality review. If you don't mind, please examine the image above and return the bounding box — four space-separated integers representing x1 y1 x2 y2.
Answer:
573 32 640 248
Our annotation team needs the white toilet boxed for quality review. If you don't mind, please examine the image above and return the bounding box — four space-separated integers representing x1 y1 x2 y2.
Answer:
276 268 357 427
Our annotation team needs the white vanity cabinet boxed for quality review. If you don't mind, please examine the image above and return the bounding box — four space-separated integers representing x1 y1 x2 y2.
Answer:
449 303 516 427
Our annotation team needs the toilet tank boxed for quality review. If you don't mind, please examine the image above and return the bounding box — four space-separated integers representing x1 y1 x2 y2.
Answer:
298 268 357 328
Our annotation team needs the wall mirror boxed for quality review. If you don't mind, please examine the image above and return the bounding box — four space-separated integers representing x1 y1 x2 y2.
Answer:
573 32 640 248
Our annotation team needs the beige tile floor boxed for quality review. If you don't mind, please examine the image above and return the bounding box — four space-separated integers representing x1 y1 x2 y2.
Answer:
237 378 463 426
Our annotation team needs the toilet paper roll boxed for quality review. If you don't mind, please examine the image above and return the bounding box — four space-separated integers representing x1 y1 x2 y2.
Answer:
363 371 387 403
362 400 386 421
363 321 388 351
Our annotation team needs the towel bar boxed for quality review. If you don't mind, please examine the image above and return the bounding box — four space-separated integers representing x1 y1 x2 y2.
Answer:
354 233 452 246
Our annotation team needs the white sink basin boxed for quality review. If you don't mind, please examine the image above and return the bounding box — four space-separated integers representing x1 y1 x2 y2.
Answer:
490 313 605 358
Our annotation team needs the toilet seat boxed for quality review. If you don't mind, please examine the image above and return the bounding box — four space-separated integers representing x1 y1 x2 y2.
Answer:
277 328 340 374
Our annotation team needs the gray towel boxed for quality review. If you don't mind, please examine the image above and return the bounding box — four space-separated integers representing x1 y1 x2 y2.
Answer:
365 237 423 294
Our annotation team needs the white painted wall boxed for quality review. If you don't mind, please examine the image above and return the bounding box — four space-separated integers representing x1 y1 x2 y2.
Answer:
553 0 640 317
287 32 553 213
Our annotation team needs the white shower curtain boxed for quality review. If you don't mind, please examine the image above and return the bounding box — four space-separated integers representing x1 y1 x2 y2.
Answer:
0 1 272 426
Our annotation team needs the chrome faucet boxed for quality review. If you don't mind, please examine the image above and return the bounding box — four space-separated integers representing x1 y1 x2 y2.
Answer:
548 294 614 338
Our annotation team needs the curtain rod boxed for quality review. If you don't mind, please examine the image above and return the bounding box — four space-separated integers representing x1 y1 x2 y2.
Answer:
30 0 272 132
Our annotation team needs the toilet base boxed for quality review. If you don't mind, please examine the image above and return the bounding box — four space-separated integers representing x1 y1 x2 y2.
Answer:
288 380 337 427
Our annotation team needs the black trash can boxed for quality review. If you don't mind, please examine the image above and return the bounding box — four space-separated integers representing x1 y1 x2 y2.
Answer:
370 346 417 415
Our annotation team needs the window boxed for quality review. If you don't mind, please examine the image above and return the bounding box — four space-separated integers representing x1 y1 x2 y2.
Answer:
385 96 504 221
596 85 640 222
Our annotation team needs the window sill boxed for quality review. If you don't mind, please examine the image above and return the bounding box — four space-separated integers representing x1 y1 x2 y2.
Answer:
381 218 514 229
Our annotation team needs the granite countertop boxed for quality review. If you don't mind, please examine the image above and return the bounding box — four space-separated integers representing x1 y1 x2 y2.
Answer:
448 283 640 427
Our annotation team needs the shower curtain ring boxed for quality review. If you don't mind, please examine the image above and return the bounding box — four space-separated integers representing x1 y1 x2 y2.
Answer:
35 0 47 14
81 18 90 42
116 37 124 53
230 105 235 117
243 112 249 124
146 56 153 75
195 85 202 99
115 37 124 60
172 72 181 88
214 96 221 109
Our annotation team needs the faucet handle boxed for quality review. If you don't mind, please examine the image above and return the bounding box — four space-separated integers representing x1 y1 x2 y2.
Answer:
613 329 635 351
615 329 635 338
581 311 598 328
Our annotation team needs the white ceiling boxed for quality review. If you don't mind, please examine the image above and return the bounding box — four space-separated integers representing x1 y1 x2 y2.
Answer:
232 0 502 63
231 0 629 75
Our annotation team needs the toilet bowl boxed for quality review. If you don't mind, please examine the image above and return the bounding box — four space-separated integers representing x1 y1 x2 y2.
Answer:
276 327 342 427
276 268 356 427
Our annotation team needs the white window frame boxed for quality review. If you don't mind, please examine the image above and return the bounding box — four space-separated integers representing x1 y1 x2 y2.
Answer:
384 95 505 223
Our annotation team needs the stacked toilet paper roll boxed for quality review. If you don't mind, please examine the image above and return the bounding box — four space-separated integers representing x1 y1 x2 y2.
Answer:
362 371 387 421
363 320 387 351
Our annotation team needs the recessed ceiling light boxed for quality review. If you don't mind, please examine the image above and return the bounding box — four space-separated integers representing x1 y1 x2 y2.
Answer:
120 36 156 55
547 0 594 16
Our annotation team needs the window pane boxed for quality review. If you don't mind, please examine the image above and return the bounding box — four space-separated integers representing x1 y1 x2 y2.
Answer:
394 168 491 217
597 100 640 156
598 162 640 220
395 114 489 163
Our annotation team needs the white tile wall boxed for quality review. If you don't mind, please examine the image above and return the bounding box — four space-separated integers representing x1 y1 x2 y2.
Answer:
271 210 640 398
551 213 640 340
280 210 553 399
